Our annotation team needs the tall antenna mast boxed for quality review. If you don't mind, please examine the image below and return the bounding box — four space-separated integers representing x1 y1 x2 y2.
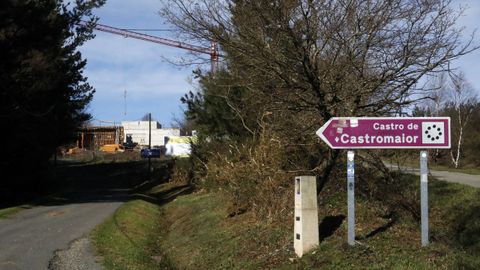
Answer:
124 89 127 117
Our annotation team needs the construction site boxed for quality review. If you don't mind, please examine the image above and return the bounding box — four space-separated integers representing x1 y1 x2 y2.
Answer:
65 119 192 158
76 125 124 150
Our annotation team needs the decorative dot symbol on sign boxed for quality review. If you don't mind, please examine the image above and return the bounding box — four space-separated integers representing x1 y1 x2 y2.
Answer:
425 124 444 142
422 122 445 144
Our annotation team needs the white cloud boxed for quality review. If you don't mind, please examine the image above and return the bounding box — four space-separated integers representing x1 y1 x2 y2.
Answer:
78 0 208 123
84 65 194 97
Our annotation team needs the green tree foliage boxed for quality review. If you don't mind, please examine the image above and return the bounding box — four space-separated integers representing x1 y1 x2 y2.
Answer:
0 0 104 194
463 105 480 166
181 69 259 140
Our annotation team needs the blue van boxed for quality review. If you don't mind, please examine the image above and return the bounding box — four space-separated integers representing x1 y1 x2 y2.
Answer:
140 148 161 158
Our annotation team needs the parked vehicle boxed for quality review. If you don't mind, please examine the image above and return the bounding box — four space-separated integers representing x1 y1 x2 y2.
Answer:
123 141 137 150
140 148 161 158
152 145 167 155
123 135 138 150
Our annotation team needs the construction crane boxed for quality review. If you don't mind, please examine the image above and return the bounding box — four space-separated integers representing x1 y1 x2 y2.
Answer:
81 21 219 73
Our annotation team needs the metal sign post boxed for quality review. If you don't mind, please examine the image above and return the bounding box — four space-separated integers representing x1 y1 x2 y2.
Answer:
420 151 429 246
347 151 355 246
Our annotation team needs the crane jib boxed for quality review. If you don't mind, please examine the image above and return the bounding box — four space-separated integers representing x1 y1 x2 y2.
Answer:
94 23 211 55
78 21 215 56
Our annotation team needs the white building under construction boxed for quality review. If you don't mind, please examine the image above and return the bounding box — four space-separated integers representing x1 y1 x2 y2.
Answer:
121 121 180 147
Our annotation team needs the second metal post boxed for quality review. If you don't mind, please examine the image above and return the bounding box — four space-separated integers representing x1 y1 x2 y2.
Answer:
420 151 429 246
347 151 355 246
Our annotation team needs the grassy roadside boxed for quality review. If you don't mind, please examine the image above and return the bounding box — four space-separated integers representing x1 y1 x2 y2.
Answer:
385 158 480 175
0 189 73 219
157 191 265 269
91 182 188 270
91 198 173 270
92 175 480 269
0 204 35 218
427 165 480 175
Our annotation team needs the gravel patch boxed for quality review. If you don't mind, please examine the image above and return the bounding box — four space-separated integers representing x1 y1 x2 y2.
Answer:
49 236 102 270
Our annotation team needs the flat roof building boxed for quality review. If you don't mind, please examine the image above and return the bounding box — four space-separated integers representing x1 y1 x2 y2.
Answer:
121 121 180 147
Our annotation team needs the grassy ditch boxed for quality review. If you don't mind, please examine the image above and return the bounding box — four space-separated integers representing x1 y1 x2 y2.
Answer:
91 182 189 270
91 198 173 270
92 174 480 269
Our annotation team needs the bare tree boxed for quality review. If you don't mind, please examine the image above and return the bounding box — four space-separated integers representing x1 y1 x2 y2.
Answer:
422 72 448 163
425 73 448 117
447 72 477 168
162 0 476 113
160 0 478 189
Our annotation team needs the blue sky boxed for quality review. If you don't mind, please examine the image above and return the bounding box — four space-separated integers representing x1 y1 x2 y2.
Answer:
79 0 480 127
80 0 200 127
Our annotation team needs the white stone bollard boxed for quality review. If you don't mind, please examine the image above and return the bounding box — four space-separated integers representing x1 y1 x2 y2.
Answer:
294 176 319 257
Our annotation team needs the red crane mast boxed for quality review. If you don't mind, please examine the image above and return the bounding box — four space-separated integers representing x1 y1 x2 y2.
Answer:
83 21 219 72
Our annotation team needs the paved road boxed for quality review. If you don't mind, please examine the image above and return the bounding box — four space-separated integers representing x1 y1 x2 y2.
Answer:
385 163 480 188
0 161 147 270
0 189 130 270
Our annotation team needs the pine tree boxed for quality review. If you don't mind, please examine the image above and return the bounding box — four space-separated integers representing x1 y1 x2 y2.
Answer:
0 0 105 194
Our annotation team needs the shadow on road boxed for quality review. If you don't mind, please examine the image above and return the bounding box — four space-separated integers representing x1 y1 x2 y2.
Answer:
1 159 175 209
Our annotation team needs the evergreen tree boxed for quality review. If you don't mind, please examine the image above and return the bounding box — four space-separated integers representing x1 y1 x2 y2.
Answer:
0 0 105 194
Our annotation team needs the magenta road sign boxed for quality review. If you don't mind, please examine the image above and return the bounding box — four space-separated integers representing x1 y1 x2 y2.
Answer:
316 117 451 149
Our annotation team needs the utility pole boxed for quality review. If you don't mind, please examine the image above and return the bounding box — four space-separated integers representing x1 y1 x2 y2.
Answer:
148 113 151 180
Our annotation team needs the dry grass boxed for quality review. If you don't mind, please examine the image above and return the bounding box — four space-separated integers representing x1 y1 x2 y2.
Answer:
201 134 296 222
